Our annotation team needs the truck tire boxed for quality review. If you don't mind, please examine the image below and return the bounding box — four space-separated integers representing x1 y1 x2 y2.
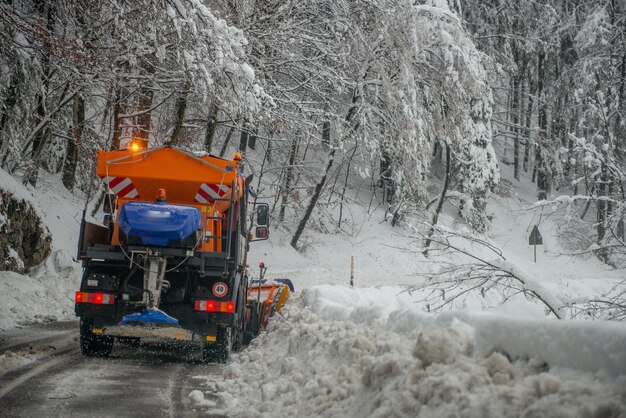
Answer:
202 326 231 363
80 318 114 357
232 286 246 352
242 300 259 346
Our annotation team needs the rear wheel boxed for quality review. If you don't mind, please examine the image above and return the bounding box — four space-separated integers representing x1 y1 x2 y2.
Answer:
232 287 246 352
202 327 231 364
80 318 114 357
242 300 260 346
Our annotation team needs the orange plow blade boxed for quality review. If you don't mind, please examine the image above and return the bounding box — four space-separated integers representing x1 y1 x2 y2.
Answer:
244 282 291 343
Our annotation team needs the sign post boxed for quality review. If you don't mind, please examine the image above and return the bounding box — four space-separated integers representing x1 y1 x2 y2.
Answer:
528 225 543 263
350 256 355 288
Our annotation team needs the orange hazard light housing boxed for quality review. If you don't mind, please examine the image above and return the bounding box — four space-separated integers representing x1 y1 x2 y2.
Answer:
128 139 148 152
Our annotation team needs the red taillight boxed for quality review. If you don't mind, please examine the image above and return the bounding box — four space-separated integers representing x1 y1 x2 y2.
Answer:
75 292 115 305
194 299 234 313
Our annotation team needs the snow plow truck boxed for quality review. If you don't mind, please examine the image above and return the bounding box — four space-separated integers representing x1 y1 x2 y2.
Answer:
75 143 290 362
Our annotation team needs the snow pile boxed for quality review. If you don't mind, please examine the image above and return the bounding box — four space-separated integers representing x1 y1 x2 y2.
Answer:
0 250 79 330
303 285 626 375
0 350 33 375
0 168 83 330
193 292 626 418
187 390 217 408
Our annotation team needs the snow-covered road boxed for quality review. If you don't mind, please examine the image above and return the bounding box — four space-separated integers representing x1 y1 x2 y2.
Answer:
0 322 224 417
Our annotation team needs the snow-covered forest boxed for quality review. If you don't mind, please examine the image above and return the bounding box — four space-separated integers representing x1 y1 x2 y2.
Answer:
1 0 626 416
2 0 626 258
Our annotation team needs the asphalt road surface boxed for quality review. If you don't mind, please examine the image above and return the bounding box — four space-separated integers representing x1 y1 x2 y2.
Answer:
0 321 225 417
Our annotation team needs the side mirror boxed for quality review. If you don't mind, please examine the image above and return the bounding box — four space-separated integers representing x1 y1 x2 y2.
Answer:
256 203 269 226
254 226 269 241
103 193 116 214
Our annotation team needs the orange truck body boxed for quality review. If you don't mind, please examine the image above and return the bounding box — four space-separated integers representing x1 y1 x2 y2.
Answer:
95 147 244 253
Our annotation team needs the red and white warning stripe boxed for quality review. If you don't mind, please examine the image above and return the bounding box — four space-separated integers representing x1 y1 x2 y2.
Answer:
103 176 139 199
194 183 230 204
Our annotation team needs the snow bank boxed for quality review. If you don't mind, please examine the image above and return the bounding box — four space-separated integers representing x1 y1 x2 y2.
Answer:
0 250 78 330
303 285 626 376
194 294 625 417
0 168 83 330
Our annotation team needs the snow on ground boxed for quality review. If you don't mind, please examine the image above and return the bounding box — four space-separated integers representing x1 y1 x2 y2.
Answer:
192 291 626 418
1 150 624 416
0 252 79 330
0 168 83 330
193 157 626 417
248 159 624 316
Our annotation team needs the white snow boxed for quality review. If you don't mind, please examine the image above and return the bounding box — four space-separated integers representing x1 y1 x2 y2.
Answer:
193 294 626 417
0 168 83 330
0 125 625 416
187 148 626 416
188 390 217 408
302 285 626 376
6 248 24 270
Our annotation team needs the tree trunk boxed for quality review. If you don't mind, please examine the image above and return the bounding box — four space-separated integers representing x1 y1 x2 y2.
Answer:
290 149 335 249
512 75 520 181
338 144 358 228
248 126 258 150
133 87 153 143
0 69 19 154
239 122 250 154
25 0 56 187
279 136 299 223
615 51 626 241
62 95 84 190
21 84 74 186
536 52 548 200
523 70 534 173
167 82 190 146
204 102 219 153
596 163 608 261
423 144 451 255
111 89 123 150
322 120 331 148
219 126 236 158
290 85 362 249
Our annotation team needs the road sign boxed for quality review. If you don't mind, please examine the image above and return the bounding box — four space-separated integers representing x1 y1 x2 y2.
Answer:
529 225 542 263
529 225 543 246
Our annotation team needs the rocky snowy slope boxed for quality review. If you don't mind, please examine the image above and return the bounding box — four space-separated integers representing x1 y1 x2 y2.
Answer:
0 169 83 330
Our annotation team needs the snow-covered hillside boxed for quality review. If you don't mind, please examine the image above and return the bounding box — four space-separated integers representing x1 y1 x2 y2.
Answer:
0 169 83 330
248 160 624 317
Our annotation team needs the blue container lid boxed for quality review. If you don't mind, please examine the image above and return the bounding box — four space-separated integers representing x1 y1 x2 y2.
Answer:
118 202 202 247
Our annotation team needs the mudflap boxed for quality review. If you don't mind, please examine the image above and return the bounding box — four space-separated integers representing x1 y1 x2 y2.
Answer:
202 326 232 363
80 317 114 357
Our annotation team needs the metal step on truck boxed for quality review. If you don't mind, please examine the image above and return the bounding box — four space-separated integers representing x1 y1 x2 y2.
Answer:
75 141 290 362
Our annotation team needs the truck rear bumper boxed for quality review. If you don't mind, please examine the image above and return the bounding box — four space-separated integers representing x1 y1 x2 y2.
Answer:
101 325 203 342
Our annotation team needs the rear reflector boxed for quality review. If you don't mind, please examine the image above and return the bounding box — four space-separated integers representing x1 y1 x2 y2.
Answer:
75 291 115 305
194 299 235 313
